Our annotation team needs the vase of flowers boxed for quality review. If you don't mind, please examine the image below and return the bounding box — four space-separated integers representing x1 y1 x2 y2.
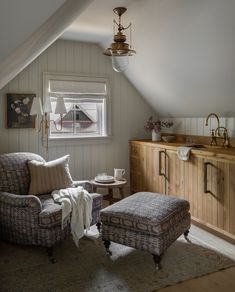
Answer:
144 116 173 141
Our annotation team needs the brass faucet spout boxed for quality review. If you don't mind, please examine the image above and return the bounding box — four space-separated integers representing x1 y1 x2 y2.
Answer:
205 113 221 146
205 113 220 128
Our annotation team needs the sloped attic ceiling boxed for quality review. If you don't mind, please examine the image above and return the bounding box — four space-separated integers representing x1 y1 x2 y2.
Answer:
0 0 66 61
0 0 93 89
62 0 235 117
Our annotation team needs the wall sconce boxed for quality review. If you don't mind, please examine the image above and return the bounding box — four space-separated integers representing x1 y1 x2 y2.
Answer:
104 7 136 73
30 96 67 148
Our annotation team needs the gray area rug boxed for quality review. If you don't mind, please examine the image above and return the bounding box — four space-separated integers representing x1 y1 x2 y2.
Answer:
0 232 234 292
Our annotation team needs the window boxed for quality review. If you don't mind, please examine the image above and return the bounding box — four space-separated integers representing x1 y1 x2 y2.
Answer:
43 73 110 139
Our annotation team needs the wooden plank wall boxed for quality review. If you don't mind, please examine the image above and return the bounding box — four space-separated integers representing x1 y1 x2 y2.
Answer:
0 39 154 185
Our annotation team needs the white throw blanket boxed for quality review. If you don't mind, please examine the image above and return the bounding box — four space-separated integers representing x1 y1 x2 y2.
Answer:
177 146 192 161
51 186 93 246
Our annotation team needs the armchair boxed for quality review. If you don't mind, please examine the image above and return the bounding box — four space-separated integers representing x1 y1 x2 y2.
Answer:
0 152 102 262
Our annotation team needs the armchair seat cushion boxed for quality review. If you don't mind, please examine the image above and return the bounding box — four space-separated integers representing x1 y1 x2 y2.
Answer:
39 194 62 228
38 192 102 228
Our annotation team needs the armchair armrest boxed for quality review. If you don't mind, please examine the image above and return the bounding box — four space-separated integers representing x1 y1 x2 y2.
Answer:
73 180 93 192
0 191 42 211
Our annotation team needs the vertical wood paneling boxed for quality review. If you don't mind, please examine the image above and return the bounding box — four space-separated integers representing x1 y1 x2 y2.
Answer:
47 43 57 72
0 39 154 186
0 84 9 153
7 76 20 153
18 67 30 152
56 40 66 72
74 42 82 73
65 41 75 73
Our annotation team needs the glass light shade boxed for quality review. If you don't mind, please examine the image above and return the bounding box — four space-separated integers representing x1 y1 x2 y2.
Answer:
55 97 67 114
43 96 52 113
30 97 43 116
111 55 129 73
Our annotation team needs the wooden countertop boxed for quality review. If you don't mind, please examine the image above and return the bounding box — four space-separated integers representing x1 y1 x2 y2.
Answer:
130 140 235 162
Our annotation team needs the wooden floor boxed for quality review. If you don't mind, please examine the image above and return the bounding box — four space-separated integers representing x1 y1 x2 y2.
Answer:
160 266 235 292
158 225 235 292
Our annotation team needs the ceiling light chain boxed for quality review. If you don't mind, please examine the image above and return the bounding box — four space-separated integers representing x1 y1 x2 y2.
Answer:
104 7 136 73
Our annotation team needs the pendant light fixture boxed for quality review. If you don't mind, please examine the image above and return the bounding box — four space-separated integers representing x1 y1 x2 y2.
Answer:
104 7 136 73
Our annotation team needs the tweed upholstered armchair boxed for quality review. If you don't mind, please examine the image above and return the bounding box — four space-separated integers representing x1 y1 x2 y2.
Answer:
0 152 102 262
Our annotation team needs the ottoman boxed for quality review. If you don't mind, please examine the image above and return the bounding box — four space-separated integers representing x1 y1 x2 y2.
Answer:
100 192 191 269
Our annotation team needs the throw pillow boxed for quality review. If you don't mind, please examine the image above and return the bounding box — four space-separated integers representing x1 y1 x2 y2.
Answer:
28 155 73 195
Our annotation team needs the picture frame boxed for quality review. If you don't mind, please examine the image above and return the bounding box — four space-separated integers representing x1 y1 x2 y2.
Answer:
6 93 36 129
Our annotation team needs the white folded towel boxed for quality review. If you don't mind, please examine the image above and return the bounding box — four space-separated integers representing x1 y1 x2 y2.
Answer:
177 147 192 161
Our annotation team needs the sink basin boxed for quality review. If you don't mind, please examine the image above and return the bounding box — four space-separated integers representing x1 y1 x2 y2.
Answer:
186 144 223 149
161 141 228 150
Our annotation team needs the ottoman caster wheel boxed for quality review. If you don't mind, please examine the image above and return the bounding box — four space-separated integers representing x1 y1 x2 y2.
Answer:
152 254 162 270
103 240 112 256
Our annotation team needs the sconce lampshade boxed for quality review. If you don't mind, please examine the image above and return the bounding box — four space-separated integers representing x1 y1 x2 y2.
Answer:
55 97 67 114
43 96 52 113
30 97 43 116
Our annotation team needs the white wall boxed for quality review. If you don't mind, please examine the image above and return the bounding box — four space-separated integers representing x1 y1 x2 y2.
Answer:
124 0 235 117
0 40 154 183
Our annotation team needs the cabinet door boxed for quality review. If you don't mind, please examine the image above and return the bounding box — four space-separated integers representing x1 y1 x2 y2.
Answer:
130 143 145 193
130 142 166 194
166 150 186 199
166 152 225 225
201 158 226 230
144 145 165 194
224 162 235 236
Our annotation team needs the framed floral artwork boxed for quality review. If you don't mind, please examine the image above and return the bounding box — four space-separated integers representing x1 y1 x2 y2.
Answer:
6 93 36 128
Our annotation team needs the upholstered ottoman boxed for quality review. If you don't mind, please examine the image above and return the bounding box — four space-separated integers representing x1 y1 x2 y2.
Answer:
100 192 191 269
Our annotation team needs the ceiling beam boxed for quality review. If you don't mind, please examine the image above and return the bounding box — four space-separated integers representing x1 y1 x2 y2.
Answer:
0 0 94 90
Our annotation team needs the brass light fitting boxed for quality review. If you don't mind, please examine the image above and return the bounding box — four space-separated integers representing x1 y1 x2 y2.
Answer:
104 7 136 72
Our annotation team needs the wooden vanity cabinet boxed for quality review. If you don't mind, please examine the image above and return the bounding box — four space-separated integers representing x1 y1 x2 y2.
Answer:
129 142 165 194
129 140 235 242
164 151 235 240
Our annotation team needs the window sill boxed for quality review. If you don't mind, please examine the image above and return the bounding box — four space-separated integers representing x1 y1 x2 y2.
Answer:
48 135 113 147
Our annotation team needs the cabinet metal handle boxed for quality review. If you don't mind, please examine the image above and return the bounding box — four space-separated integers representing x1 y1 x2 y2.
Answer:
204 162 211 193
159 150 165 176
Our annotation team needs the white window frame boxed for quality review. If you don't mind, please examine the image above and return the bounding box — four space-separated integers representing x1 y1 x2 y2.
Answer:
43 72 111 140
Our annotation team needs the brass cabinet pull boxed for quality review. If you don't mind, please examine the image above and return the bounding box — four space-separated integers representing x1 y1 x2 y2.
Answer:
204 162 212 193
159 150 165 176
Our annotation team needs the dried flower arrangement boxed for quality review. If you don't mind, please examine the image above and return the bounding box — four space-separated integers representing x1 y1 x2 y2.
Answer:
144 116 173 133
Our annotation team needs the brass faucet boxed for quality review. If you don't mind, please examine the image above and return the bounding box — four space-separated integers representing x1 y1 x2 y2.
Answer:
205 113 220 146
214 126 230 148
205 113 230 148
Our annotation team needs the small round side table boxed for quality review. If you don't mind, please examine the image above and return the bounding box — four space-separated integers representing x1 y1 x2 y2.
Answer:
90 179 127 204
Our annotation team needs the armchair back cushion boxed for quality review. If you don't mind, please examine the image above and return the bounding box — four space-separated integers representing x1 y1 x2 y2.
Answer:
0 152 45 195
28 155 73 195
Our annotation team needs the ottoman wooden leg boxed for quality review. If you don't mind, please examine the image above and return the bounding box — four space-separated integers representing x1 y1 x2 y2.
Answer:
47 247 56 264
184 229 190 242
96 222 101 233
152 254 162 270
103 240 112 255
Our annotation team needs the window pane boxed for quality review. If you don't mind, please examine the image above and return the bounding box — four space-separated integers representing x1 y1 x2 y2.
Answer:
49 97 104 137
